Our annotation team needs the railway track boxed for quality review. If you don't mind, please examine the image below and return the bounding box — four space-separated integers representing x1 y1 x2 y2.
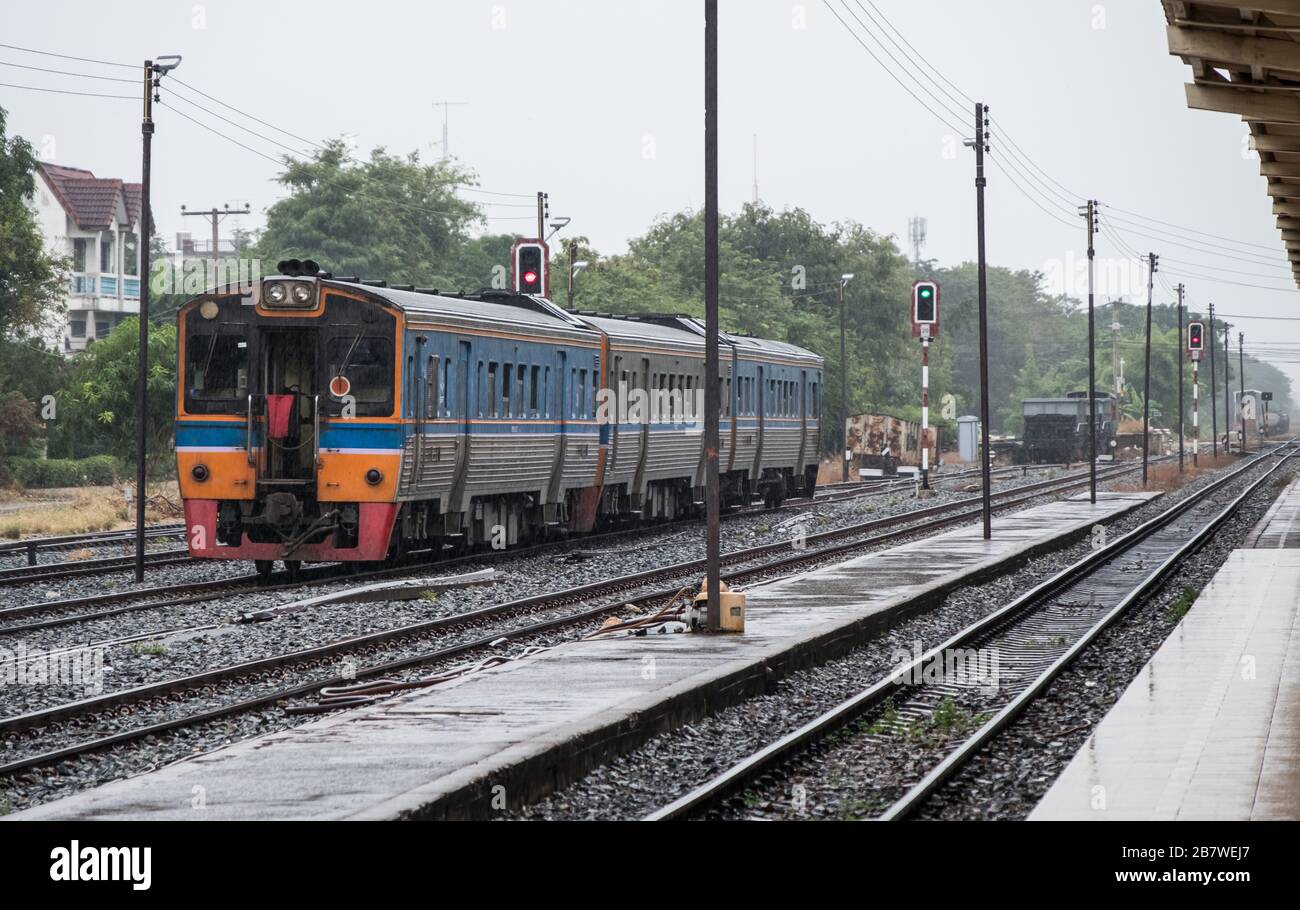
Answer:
0 460 1105 632
0 456 1152 778
640 441 1297 821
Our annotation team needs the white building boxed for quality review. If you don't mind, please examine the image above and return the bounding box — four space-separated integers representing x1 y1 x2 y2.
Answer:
31 163 145 353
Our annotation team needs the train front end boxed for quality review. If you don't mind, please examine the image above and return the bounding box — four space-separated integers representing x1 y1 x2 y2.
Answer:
175 267 402 572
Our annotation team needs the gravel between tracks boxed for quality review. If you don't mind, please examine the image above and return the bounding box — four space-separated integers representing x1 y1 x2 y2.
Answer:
505 456 1288 820
0 466 1074 813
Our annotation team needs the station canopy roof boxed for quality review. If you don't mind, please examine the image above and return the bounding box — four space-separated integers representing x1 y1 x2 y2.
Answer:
1165 1 1300 286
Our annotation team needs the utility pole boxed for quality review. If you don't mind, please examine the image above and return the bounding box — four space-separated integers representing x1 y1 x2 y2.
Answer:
703 0 721 631
181 203 250 271
567 241 576 310
535 191 548 242
1080 199 1098 503
1224 322 1232 453
970 103 992 539
432 101 468 161
1239 331 1247 454
1177 284 1185 472
1142 252 1157 486
1208 302 1218 457
1111 300 1123 398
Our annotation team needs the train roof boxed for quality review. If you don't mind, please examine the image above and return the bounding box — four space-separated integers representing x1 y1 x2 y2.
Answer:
185 278 822 365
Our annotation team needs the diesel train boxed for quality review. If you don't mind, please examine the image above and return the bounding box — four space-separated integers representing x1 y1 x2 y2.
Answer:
175 264 824 575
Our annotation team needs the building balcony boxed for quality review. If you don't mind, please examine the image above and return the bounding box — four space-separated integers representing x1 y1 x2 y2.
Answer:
69 272 140 299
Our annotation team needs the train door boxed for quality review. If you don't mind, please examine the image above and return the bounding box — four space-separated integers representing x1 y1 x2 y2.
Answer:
449 339 473 501
796 368 808 473
408 341 425 484
607 354 622 474
548 350 569 504
260 327 317 483
750 364 766 480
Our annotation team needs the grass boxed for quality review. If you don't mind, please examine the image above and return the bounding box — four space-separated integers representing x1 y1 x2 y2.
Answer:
0 482 180 539
419 591 440 604
0 787 9 817
130 641 168 657
1111 454 1238 494
904 698 989 744
1168 586 1199 621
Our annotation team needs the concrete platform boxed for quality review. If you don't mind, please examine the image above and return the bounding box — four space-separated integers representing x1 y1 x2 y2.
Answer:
9 492 1154 821
1031 548 1300 820
1245 476 1300 547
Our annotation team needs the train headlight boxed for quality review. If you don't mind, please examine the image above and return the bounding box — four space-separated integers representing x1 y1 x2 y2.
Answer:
365 469 383 486
264 282 288 305
291 282 314 305
191 464 210 482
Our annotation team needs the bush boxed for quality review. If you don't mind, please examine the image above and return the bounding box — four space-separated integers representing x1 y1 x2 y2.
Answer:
6 455 123 488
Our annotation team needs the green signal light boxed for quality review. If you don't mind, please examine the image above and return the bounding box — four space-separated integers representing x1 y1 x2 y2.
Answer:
920 288 932 297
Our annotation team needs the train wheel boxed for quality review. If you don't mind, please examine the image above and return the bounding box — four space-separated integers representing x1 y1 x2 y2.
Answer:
254 560 274 584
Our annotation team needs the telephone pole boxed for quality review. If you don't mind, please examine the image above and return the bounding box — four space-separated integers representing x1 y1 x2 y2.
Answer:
1208 302 1218 457
535 192 548 242
136 54 181 584
1142 253 1157 486
1224 322 1232 453
1239 331 1247 454
1080 199 1099 503
181 203 250 267
970 102 992 539
1176 284 1185 472
703 0 721 630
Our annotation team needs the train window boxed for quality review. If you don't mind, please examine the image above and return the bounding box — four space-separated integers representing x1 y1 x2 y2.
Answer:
517 365 526 418
487 363 499 418
325 335 393 413
475 362 484 417
185 324 249 413
530 365 540 416
725 378 732 417
578 369 587 418
811 382 820 418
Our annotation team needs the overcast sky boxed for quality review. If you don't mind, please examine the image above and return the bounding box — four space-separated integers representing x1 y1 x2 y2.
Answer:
8 0 1300 393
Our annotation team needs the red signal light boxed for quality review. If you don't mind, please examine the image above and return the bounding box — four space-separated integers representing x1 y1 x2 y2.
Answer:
523 270 538 285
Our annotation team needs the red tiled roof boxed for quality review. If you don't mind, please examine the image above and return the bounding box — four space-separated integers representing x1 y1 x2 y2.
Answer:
37 162 143 231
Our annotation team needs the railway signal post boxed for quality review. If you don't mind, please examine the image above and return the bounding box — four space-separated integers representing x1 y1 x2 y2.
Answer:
912 280 940 490
1188 320 1204 468
1176 284 1185 473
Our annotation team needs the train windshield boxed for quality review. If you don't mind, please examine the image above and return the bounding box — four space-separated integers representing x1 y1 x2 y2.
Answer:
185 323 249 413
324 333 393 414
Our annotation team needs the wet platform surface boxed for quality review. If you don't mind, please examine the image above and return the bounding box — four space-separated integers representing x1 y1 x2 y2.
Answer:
1031 547 1300 820
9 492 1154 821
1245 476 1300 547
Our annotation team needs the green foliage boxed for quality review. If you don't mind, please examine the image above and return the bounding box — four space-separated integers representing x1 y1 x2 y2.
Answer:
253 139 481 285
7 454 122 488
0 105 68 340
54 317 177 469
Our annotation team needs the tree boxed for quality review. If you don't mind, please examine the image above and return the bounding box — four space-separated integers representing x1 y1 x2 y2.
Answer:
59 317 177 474
253 140 483 285
0 104 68 340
